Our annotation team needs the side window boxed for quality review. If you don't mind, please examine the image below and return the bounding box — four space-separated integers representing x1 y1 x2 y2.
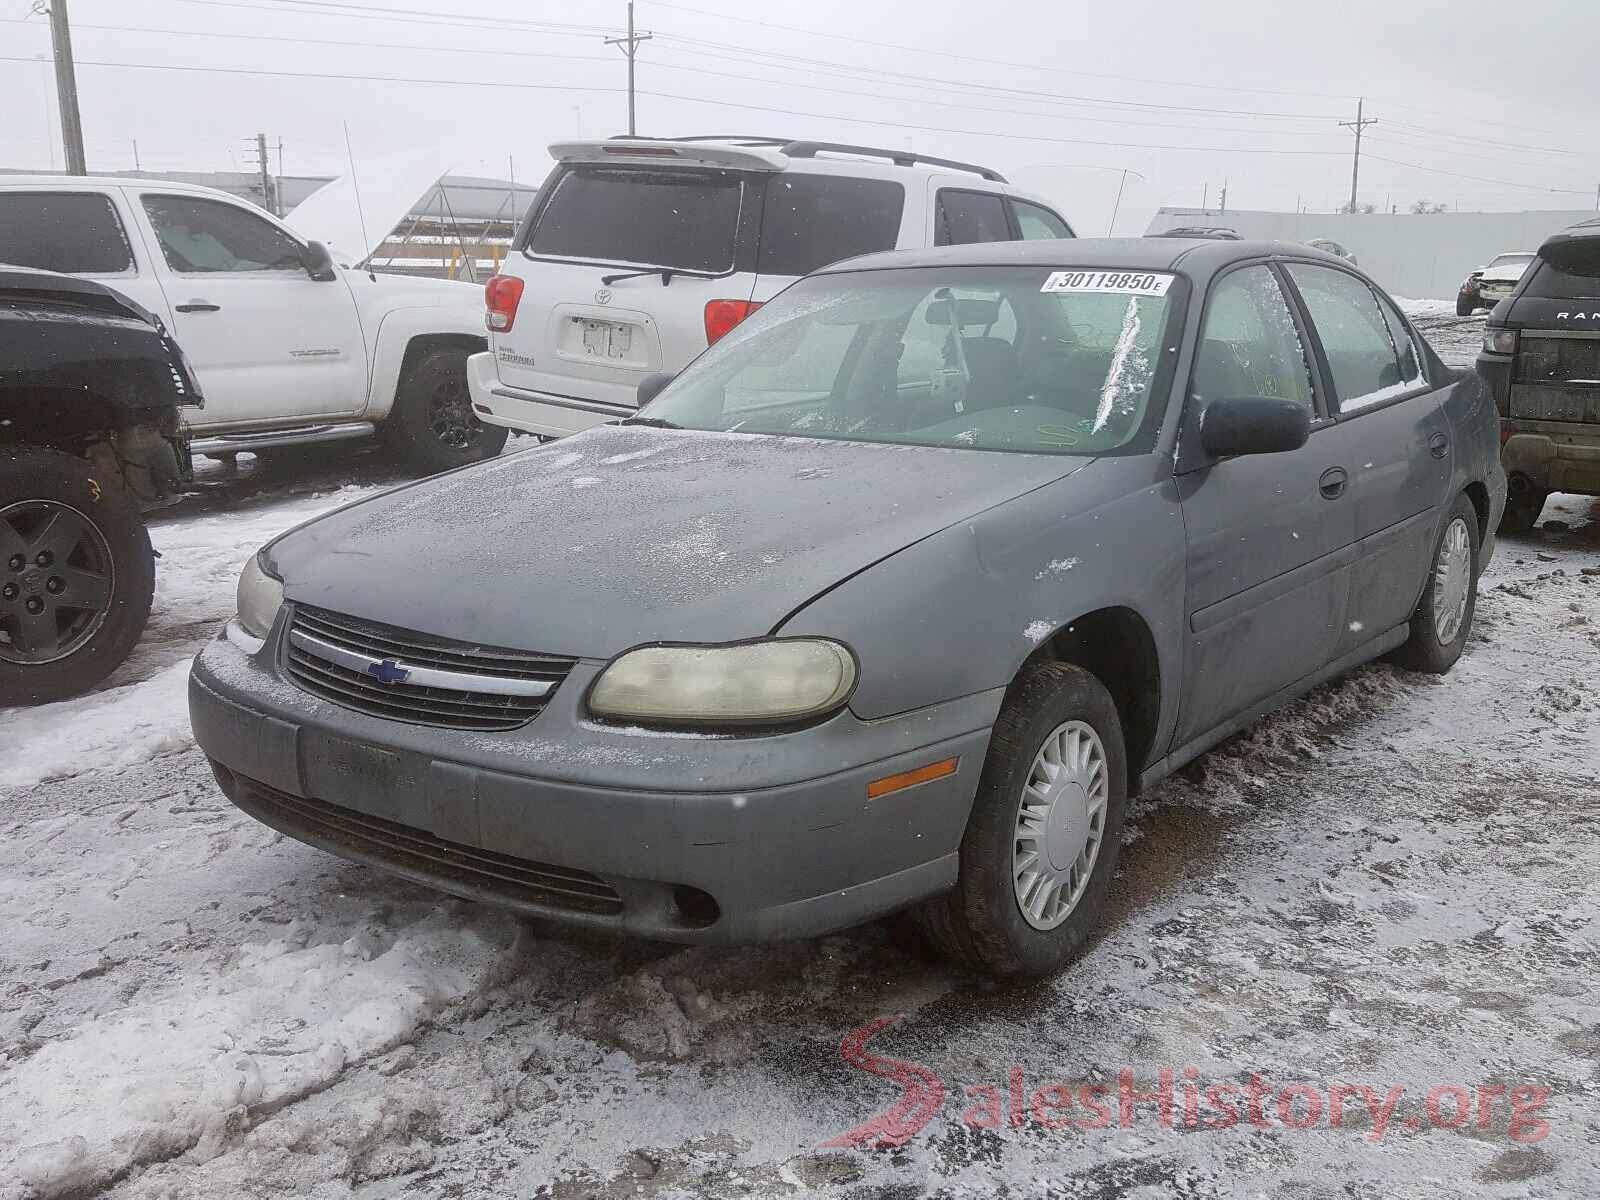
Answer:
1193 266 1314 409
1377 297 1426 387
757 176 905 277
0 192 134 274
1286 264 1408 412
141 195 305 273
935 190 1010 247
1012 200 1072 240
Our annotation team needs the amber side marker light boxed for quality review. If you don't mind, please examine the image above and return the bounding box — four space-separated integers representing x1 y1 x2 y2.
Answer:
867 757 959 800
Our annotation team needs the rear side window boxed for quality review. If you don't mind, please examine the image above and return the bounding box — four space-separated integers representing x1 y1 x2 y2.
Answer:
1013 201 1072 240
142 195 305 273
1287 264 1411 412
756 175 904 277
529 166 744 272
0 192 133 274
935 190 1010 246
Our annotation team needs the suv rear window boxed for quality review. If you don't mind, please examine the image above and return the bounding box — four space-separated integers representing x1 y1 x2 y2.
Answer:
528 166 744 272
0 192 133 274
756 175 904 277
1524 254 1600 301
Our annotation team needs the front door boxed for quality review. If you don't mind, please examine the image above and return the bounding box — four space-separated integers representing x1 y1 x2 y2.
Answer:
1174 263 1356 747
130 190 368 429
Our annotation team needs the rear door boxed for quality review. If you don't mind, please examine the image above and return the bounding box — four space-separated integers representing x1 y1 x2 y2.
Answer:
1282 263 1452 652
498 162 760 411
0 187 171 324
131 189 368 427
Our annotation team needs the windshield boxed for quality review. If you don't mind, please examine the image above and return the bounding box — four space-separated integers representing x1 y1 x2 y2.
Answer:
526 165 745 272
640 266 1184 455
1488 254 1534 269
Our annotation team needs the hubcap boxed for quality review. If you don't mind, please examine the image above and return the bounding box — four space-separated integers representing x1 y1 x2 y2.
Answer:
0 501 115 666
427 373 480 452
1012 720 1108 931
1432 517 1472 646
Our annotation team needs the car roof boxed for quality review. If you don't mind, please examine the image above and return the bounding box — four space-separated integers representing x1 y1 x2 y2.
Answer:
548 137 1009 183
814 236 1354 282
0 173 249 205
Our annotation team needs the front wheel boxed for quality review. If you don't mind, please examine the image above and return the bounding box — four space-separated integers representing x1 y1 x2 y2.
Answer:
384 346 508 475
914 662 1127 978
1455 294 1478 317
1393 494 1480 675
0 449 155 706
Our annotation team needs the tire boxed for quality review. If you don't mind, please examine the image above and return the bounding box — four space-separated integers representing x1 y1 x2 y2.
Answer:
0 449 155 706
914 662 1128 978
1455 294 1478 317
1498 483 1547 535
383 346 508 475
1393 494 1480 675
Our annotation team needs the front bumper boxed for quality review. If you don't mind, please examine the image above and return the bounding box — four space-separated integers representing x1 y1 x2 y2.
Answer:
466 351 633 439
189 624 997 944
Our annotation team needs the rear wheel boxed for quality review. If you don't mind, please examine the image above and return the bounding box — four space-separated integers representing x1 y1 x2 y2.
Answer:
0 449 154 706
914 662 1127 978
1498 482 1547 535
384 346 508 475
1393 494 1479 675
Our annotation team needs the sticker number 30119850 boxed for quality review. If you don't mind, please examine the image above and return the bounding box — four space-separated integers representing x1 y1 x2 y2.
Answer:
1040 270 1174 297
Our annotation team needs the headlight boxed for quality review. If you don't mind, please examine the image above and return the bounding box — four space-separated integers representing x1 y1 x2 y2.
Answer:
588 639 857 726
236 553 284 640
1484 328 1517 356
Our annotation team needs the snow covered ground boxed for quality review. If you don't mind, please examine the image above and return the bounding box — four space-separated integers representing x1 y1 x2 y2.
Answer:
3 319 1598 1198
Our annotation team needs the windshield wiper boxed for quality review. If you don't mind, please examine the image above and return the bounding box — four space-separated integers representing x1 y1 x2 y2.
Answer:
600 266 717 286
618 415 683 429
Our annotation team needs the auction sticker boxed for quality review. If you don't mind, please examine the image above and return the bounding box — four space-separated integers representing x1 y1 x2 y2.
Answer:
1040 270 1174 296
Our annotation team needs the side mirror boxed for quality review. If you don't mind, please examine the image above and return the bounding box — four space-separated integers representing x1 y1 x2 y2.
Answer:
1200 396 1311 458
636 371 676 408
301 240 337 282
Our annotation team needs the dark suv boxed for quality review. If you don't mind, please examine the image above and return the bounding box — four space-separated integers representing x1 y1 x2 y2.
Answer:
1478 219 1600 532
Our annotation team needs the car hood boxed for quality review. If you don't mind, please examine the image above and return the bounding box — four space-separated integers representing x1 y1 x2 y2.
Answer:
1480 263 1529 284
266 425 1090 659
344 267 482 308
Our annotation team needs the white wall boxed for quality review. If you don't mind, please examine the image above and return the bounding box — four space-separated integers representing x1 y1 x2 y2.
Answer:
1145 207 1595 300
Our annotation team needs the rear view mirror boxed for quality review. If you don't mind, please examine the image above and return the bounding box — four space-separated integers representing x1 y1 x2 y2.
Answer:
1200 396 1311 458
637 372 676 408
926 297 1002 326
301 240 337 282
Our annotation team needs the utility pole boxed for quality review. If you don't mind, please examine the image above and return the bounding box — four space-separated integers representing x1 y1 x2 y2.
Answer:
1219 179 1228 214
1107 169 1129 236
251 132 274 215
604 1 652 137
1339 97 1378 214
131 139 140 172
43 0 87 174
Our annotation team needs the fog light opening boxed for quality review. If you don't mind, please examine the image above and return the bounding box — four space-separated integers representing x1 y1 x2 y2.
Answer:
672 885 720 928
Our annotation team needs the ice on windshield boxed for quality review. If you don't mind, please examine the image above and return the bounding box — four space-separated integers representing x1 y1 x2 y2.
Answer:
641 267 1176 455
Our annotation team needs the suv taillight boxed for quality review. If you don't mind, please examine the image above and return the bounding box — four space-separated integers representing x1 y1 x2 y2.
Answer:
704 299 762 345
485 274 524 333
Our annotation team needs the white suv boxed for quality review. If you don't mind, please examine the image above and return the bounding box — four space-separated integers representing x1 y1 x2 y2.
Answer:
467 137 1074 437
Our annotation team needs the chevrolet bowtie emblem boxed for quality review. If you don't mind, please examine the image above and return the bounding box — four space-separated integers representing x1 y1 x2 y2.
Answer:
366 659 411 685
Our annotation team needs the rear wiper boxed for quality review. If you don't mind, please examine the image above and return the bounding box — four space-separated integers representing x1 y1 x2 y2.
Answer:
618 415 682 429
600 266 717 286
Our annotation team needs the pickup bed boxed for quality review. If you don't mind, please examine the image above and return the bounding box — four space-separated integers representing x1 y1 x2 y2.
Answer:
0 177 503 474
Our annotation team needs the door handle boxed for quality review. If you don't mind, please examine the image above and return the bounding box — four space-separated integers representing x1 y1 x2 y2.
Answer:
175 300 221 313
1428 431 1449 459
1319 466 1348 499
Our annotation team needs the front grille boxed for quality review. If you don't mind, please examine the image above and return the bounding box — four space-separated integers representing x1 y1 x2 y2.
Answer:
285 605 575 731
232 774 623 915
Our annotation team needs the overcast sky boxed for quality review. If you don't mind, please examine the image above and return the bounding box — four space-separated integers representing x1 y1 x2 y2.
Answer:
3 0 1597 234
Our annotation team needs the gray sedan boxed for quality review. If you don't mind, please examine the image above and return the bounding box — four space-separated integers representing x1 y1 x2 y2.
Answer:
190 238 1505 978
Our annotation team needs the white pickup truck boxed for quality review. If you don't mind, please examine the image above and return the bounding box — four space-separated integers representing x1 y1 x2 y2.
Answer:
0 176 504 473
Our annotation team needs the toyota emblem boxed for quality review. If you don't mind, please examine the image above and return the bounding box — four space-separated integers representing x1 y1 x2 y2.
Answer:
594 288 613 306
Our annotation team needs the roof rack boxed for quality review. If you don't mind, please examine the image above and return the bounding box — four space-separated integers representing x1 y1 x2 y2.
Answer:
779 141 1007 182
605 135 1007 182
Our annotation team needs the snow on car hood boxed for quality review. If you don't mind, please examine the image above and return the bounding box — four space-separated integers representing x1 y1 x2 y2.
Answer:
1479 260 1532 284
264 425 1090 659
286 148 456 265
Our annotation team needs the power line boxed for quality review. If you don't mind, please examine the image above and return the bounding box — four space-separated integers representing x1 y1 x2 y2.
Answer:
168 0 619 38
1361 153 1593 196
